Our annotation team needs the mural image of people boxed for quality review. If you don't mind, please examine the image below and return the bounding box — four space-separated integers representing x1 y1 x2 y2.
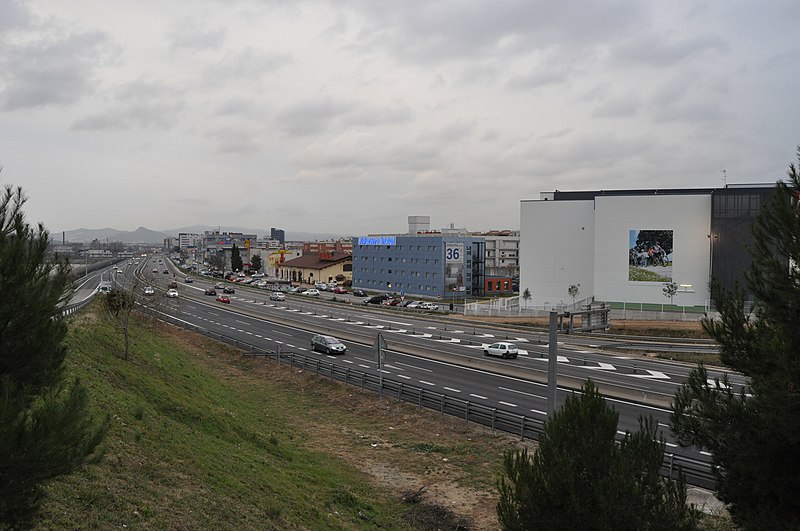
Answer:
628 229 673 282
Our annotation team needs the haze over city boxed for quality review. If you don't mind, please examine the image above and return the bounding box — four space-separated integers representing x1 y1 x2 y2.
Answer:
1 0 798 235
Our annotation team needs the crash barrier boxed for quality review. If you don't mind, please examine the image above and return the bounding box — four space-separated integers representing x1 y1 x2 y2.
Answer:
60 297 93 317
146 306 717 490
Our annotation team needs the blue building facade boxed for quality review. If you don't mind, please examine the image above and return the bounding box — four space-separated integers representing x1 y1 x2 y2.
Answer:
351 234 485 299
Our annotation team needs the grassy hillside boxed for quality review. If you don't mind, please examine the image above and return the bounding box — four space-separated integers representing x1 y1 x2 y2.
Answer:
33 305 514 529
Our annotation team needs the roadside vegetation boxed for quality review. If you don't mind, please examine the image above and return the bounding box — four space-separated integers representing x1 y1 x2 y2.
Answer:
31 304 516 529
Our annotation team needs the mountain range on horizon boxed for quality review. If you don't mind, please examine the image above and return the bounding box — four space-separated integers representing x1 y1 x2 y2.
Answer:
53 225 349 245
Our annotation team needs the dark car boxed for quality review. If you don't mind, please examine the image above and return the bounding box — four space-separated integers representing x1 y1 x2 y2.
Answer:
363 294 390 305
310 334 347 354
204 288 217 296
168 281 178 289
223 287 235 294
184 277 193 283
163 269 169 274
352 289 368 297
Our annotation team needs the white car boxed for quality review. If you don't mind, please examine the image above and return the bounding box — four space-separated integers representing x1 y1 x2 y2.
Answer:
143 286 155 296
269 292 285 301
302 288 320 296
166 289 179 298
483 342 518 359
417 301 439 310
314 282 327 291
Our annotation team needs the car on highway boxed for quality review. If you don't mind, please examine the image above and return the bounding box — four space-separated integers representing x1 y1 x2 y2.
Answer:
163 269 169 274
352 289 368 297
184 277 193 283
417 301 439 311
302 288 320 296
143 286 155 296
214 282 225 290
405 301 421 308
168 280 178 289
152 268 158 273
166 289 179 298
327 282 338 290
332 286 348 294
310 334 347 355
204 288 217 296
483 342 518 359
223 287 235 294
314 281 327 290
216 295 231 304
269 292 286 301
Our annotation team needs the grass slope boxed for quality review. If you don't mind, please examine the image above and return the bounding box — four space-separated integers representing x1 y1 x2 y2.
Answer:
33 306 511 529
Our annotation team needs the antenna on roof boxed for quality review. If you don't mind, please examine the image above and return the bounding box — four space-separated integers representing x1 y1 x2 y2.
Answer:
721 169 727 187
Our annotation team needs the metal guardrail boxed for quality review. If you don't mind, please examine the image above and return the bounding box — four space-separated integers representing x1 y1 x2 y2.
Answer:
61 296 94 317
147 306 717 489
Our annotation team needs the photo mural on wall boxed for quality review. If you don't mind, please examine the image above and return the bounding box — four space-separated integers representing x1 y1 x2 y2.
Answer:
628 229 673 282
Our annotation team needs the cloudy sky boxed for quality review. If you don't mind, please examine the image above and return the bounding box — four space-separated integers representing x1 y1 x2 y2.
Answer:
1 1 798 236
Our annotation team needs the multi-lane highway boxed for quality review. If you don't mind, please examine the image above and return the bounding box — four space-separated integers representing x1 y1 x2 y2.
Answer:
104 255 737 487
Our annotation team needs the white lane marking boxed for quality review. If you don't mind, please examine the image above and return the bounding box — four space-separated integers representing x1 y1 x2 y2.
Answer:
298 348 307 352
435 338 461 343
342 359 353 364
452 330 464 334
245 332 253 335
614 356 633 359
255 334 262 338
384 364 404 371
397 374 411 380
208 311 219 316
380 370 391 374
478 333 495 338
395 362 432 372
443 387 461 393
273 330 292 337
426 326 437 330
287 344 295 348
419 380 435 386
700 451 712 456
327 355 337 359
630 370 670 380
530 409 547 416
419 333 433 338
587 362 618 371
513 337 529 342
498 386 546 400
235 320 251 325
366 317 414 327
386 329 408 333
499 401 517 408
533 356 570 363
358 364 371 369
469 394 487 400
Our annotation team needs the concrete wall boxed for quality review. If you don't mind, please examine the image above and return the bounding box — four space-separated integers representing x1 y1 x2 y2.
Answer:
519 200 595 307
594 195 711 305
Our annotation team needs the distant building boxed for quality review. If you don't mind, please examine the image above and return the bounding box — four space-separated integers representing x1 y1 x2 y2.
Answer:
480 230 520 277
303 239 353 254
281 251 352 285
520 185 775 308
351 233 485 299
201 230 257 271
270 227 285 245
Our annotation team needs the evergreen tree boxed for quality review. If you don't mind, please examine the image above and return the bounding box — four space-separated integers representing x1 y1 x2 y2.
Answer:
230 243 243 272
0 185 108 527
250 253 262 273
671 149 800 529
498 380 696 530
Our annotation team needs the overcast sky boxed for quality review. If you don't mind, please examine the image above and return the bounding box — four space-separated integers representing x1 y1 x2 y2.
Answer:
2 1 798 236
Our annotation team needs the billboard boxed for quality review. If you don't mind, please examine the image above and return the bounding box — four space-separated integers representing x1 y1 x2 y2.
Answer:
445 242 465 291
628 229 673 282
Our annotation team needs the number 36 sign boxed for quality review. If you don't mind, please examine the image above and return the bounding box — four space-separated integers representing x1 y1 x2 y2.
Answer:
445 243 464 263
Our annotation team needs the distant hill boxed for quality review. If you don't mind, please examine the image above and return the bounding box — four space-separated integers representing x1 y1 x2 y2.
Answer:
58 225 349 244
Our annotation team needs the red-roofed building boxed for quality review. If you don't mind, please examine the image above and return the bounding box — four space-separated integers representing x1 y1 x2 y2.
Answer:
280 251 352 285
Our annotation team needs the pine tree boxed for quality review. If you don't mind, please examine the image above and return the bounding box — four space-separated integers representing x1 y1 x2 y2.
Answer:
231 243 243 272
250 253 262 273
498 380 696 530
671 148 800 529
0 185 109 527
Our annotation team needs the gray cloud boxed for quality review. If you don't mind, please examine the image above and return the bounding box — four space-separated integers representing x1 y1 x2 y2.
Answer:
1 30 115 110
204 48 293 80
0 0 31 31
613 33 729 67
169 21 227 52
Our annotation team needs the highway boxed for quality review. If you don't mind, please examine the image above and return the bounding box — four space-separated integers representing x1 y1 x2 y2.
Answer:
102 255 735 487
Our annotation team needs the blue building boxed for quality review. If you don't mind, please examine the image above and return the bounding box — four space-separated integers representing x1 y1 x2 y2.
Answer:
351 234 485 299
